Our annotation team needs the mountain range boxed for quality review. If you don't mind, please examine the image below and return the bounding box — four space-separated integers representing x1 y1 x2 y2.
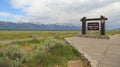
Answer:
0 21 81 30
114 28 120 30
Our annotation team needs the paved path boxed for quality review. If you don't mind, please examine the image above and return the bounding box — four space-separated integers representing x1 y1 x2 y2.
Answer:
65 34 120 67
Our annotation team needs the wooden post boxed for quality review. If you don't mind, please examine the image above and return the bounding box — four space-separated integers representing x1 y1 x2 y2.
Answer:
81 17 86 35
101 16 105 35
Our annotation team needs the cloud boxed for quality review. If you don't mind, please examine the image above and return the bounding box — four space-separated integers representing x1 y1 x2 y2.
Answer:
0 12 11 17
7 0 120 28
10 0 30 9
0 12 31 22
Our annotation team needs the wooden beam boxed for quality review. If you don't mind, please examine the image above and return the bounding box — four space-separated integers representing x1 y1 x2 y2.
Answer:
86 18 107 21
81 16 108 21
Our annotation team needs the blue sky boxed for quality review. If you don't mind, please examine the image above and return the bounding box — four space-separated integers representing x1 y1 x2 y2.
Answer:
0 0 25 15
0 0 26 21
0 0 120 29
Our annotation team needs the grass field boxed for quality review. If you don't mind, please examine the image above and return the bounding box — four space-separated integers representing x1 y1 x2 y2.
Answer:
0 30 119 41
0 30 119 67
87 30 120 35
0 38 85 67
0 30 86 67
0 30 79 41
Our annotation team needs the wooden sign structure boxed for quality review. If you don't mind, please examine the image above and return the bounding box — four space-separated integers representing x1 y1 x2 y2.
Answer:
80 15 108 35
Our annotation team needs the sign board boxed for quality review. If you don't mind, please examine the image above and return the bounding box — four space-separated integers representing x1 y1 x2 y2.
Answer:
87 22 99 30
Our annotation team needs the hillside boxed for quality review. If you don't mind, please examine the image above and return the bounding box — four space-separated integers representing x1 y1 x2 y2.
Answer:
0 21 81 30
114 28 120 30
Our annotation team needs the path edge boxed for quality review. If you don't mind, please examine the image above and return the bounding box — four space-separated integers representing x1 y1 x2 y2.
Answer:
64 38 98 67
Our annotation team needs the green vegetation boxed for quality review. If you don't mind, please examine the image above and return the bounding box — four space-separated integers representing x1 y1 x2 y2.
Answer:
0 30 79 41
86 30 120 35
0 30 119 41
106 30 120 35
0 30 119 67
0 45 25 67
0 38 83 67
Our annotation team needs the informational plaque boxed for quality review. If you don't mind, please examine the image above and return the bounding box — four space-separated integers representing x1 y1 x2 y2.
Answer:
87 22 99 30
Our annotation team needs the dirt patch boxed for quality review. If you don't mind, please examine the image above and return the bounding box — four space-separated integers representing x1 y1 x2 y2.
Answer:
68 60 82 67
22 46 32 51
111 34 120 39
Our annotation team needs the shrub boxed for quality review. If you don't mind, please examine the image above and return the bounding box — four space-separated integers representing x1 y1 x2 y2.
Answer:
0 49 4 57
0 57 10 67
35 46 47 58
6 46 24 60
53 33 60 39
0 45 25 67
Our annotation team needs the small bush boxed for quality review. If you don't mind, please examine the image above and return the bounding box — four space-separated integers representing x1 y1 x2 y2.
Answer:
0 45 25 67
0 49 4 57
6 46 24 60
53 33 60 39
35 46 47 58
0 57 10 67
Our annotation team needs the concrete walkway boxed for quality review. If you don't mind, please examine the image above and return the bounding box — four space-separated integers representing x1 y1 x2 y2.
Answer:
65 34 120 67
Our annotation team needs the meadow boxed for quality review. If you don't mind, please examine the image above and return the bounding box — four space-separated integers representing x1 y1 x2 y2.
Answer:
0 30 119 67
0 30 79 41
0 30 87 67
0 30 119 41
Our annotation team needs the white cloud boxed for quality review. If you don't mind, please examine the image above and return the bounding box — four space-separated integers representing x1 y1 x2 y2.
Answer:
0 12 11 17
10 0 30 9
6 0 120 28
79 1 120 17
0 12 30 22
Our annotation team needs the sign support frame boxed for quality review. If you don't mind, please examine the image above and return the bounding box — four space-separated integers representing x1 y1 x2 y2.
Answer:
80 15 108 35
